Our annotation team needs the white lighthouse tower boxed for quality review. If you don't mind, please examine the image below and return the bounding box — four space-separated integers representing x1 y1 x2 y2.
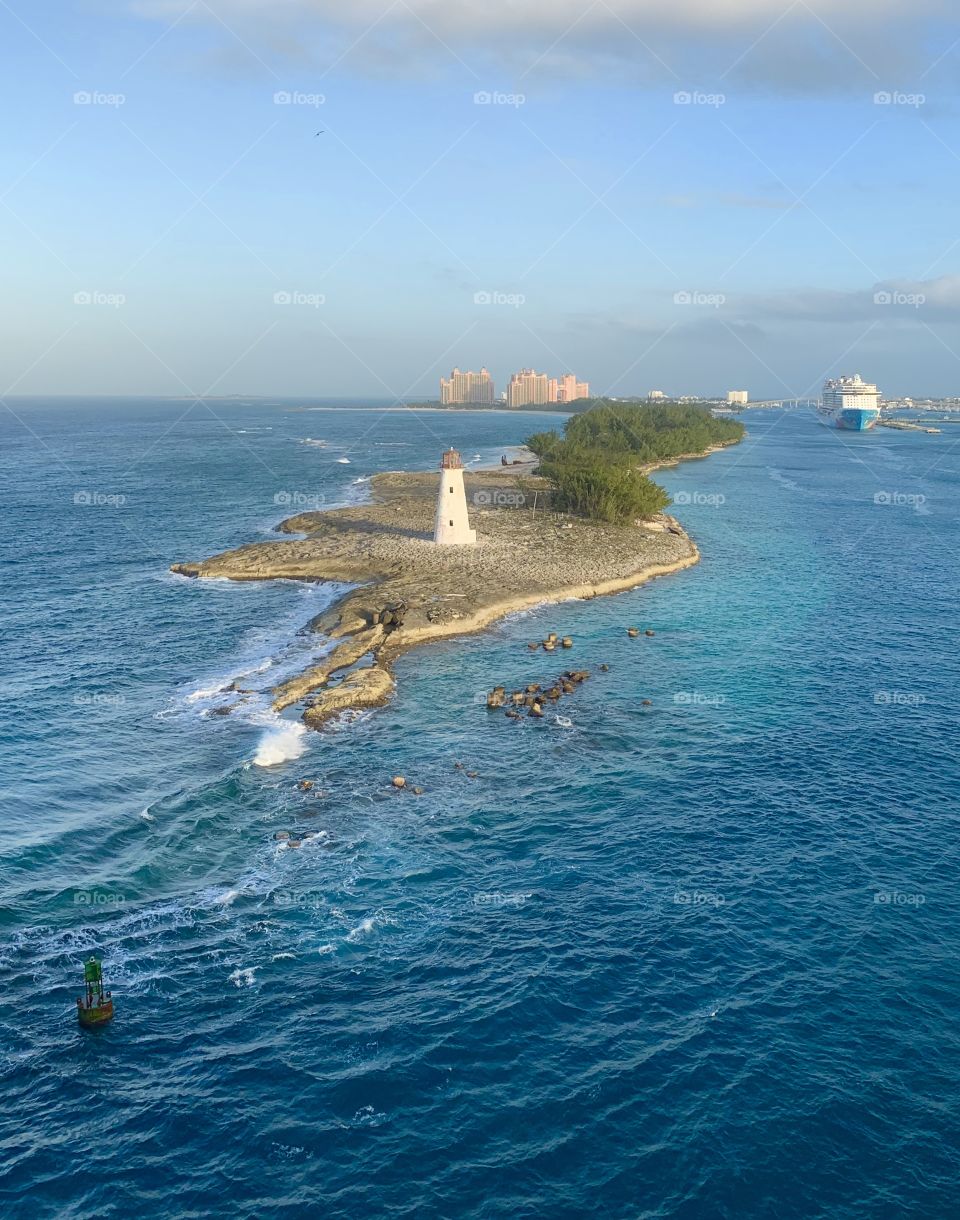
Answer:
434 448 476 545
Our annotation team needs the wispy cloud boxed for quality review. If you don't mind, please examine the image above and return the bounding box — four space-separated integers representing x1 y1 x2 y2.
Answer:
128 0 955 92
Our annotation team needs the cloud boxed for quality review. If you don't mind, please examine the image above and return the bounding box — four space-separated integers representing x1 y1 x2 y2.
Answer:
736 275 960 322
591 275 960 357
129 1 954 92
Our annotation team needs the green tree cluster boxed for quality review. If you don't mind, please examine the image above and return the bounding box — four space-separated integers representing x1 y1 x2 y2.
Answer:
527 402 744 525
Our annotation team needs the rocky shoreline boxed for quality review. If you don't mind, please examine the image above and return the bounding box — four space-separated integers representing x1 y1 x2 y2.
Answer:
171 465 704 729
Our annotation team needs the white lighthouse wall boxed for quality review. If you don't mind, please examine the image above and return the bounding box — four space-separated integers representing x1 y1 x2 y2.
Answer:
434 467 477 545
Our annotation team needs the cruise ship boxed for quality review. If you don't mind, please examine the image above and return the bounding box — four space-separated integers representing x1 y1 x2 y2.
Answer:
818 374 881 431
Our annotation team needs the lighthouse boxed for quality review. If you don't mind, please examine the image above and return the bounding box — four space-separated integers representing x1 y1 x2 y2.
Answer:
434 448 476 545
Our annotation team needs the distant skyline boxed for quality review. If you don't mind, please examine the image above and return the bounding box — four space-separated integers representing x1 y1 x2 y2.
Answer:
5 3 960 398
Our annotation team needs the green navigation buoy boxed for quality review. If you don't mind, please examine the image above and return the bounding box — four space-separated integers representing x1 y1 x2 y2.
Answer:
77 957 114 1027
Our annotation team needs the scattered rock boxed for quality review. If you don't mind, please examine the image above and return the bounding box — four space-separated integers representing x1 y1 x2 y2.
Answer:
526 683 541 694
466 771 479 779
274 831 291 841
529 702 544 718
627 627 640 638
528 641 540 651
287 839 302 849
645 629 655 637
454 762 465 770
301 664 394 729
298 780 314 791
486 688 506 709
600 664 610 672
561 637 573 648
543 640 556 652
642 699 653 706
412 786 424 795
392 775 406 789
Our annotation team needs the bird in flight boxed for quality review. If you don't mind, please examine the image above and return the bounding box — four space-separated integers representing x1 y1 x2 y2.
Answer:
314 130 325 136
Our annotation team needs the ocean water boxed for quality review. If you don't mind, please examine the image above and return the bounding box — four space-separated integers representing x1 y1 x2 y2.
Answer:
1 399 958 1219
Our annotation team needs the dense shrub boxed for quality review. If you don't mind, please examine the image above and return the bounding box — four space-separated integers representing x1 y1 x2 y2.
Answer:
527 402 743 524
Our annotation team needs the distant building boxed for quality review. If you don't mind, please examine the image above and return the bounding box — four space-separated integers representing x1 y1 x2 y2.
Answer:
548 373 589 403
506 369 550 407
440 367 495 405
648 390 666 400
727 390 749 405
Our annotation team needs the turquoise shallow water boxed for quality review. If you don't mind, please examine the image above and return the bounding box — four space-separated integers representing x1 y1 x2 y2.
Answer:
1 399 958 1218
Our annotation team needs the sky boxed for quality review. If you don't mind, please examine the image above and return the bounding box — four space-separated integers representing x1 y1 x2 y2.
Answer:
4 0 960 399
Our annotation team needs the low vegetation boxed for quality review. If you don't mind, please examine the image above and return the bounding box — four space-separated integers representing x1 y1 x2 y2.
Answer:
527 402 744 524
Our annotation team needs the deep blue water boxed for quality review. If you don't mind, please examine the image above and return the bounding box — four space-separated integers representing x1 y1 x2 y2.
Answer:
1 399 958 1219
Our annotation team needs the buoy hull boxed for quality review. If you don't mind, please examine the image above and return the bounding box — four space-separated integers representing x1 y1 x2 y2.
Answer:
77 999 114 1027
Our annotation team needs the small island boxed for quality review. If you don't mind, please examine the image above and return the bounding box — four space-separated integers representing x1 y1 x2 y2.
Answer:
171 404 743 728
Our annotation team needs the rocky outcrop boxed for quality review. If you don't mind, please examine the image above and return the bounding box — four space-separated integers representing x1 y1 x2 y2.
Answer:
302 665 395 728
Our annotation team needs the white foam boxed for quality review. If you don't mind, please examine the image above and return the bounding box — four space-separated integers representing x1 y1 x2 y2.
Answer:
229 966 256 987
346 918 375 942
336 457 351 464
346 911 394 942
253 721 308 767
187 683 229 702
139 808 155 822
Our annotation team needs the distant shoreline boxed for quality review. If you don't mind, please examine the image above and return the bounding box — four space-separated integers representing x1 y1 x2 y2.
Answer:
287 405 575 415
